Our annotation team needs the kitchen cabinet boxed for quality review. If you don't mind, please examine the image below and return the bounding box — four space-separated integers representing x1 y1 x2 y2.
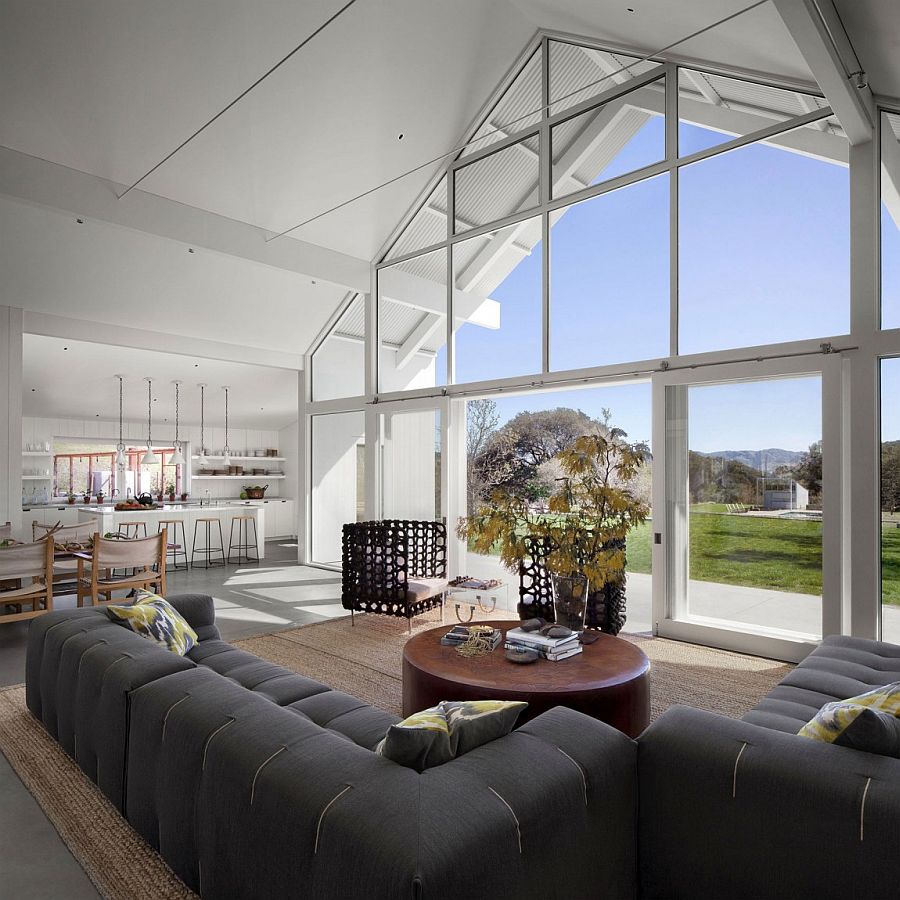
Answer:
22 506 80 530
249 499 295 539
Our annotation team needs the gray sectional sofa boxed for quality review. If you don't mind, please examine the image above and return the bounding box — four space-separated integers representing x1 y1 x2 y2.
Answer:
25 597 900 899
25 594 636 900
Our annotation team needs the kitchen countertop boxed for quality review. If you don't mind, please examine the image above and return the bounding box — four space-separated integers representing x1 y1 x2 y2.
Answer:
23 497 291 509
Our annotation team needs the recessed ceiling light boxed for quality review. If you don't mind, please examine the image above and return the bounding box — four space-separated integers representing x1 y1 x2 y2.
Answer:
31 388 36 392
63 347 68 351
188 248 195 253
626 6 635 11
311 280 317 285
194 363 199 367
398 133 404 140
76 218 84 224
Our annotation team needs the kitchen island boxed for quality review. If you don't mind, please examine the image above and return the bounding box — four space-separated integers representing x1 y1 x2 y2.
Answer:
76 503 266 560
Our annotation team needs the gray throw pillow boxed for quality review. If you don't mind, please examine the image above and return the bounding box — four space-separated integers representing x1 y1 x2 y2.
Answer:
834 707 900 757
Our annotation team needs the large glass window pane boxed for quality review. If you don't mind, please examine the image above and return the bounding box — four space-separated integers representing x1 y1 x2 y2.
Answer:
881 358 900 641
382 177 447 263
881 111 900 329
462 46 542 157
461 383 652 630
378 248 447 392
380 408 441 520
678 68 839 157
549 39 659 116
311 294 365 401
678 376 823 639
454 136 539 233
452 215 541 383
551 77 665 201
311 411 365 566
679 124 849 356
550 175 669 370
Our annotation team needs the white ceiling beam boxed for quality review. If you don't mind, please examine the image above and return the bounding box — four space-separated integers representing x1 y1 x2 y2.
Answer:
379 266 500 329
881 129 900 230
683 70 723 107
24 311 302 370
771 0 874 145
395 314 444 369
639 88 849 164
581 47 632 87
457 101 650 294
0 145 370 293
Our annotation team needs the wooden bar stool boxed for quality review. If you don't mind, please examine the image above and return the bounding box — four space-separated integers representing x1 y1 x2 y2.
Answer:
228 515 259 565
191 517 225 569
158 519 188 571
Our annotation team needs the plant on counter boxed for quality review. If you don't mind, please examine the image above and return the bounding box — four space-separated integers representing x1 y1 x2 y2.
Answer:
82 493 91 504
166 482 176 501
96 492 104 503
180 492 189 502
67 492 76 505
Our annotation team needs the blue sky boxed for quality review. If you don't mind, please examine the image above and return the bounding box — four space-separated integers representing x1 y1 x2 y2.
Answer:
449 116 866 451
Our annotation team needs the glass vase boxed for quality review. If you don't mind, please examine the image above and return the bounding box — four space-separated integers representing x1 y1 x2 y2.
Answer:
550 573 588 632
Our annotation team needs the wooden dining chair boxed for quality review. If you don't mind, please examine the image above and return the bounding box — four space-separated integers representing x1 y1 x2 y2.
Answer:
76 530 167 607
33 520 98 588
0 539 54 623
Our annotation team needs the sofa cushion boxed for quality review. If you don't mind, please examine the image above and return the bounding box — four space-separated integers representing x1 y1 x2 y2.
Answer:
187 640 331 706
744 635 900 733
106 592 198 655
377 700 528 772
798 681 900 756
286 690 400 749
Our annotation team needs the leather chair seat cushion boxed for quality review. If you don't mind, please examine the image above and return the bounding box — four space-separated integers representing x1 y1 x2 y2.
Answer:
744 635 900 733
406 577 449 604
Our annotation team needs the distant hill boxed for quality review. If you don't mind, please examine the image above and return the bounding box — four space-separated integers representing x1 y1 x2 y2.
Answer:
696 448 805 473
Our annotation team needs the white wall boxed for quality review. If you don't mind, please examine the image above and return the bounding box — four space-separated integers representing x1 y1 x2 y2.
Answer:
279 418 300 540
22 415 289 501
311 411 364 564
382 410 438 521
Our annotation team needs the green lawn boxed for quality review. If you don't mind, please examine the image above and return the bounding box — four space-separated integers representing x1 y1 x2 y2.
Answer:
473 510 900 605
626 512 900 605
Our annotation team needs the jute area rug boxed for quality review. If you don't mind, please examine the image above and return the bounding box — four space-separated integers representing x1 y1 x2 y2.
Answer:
0 610 793 899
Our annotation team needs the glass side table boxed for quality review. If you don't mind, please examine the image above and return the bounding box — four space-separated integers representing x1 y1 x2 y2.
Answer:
447 580 509 622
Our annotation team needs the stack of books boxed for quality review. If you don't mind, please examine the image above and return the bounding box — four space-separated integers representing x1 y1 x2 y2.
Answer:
440 625 503 650
504 626 583 661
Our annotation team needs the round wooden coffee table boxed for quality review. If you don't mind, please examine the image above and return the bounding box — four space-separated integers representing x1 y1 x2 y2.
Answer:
402 620 651 737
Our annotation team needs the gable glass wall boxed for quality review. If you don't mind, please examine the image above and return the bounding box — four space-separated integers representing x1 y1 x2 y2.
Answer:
305 31 898 660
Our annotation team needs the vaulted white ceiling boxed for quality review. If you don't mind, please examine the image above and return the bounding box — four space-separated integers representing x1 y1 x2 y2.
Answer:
1 0 897 365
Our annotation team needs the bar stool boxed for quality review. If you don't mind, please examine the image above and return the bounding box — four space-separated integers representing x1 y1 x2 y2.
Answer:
191 517 225 569
228 514 259 565
158 519 188 571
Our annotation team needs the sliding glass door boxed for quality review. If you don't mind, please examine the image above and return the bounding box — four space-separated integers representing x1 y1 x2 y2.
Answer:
653 358 840 660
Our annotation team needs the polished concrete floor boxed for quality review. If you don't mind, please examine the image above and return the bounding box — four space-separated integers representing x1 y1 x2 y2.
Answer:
0 541 347 898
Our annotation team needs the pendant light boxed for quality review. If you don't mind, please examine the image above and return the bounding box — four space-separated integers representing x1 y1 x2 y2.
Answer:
141 377 160 466
197 383 209 467
170 380 185 466
114 375 127 468
222 385 232 466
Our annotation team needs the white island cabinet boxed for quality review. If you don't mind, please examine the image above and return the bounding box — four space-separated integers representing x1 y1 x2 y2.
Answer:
76 504 266 559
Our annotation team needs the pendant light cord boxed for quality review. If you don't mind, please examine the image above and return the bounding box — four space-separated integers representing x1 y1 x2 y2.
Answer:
200 384 206 455
175 382 180 447
224 387 230 451
118 377 124 447
147 379 153 447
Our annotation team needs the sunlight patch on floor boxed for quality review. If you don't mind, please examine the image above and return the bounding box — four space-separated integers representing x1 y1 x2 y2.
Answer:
224 566 340 587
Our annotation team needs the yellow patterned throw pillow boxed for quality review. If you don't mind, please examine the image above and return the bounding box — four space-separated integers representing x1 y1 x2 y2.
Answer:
798 682 900 757
376 699 527 771
106 591 198 656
